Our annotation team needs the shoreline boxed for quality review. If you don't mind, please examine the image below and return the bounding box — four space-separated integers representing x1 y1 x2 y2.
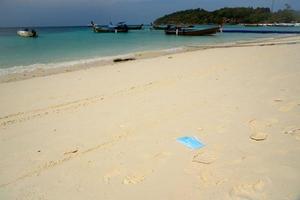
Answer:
1 34 300 83
0 36 299 199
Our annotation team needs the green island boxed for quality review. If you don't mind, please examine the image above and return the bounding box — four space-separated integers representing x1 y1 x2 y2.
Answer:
154 5 300 25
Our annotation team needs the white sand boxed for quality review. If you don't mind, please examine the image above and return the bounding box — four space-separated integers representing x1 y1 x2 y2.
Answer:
0 36 300 199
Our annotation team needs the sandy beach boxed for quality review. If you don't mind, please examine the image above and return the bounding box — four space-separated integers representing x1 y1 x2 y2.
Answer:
0 36 300 199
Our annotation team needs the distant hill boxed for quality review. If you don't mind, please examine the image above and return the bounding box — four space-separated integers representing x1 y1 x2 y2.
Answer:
154 7 300 25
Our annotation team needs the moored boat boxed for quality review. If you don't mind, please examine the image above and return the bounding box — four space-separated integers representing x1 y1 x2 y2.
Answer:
17 29 38 37
165 26 220 36
91 21 128 33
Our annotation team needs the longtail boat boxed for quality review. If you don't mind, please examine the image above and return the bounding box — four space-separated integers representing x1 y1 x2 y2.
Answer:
90 21 128 33
152 24 194 30
165 26 220 36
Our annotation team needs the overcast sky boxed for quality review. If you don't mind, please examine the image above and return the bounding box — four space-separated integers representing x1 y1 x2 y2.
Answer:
0 0 299 27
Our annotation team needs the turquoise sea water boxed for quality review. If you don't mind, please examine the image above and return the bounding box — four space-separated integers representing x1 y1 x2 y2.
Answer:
0 25 299 74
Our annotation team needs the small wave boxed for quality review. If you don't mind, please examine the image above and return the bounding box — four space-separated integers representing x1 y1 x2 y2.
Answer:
0 47 186 77
0 53 136 77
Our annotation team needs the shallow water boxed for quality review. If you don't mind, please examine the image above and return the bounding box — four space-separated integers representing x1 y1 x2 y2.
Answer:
0 25 299 74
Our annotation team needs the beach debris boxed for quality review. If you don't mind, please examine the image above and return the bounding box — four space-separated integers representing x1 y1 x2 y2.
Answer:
250 132 268 141
177 136 205 149
192 151 216 164
64 149 79 155
113 57 136 63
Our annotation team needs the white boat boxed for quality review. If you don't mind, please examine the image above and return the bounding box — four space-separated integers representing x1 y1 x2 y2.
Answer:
17 29 38 37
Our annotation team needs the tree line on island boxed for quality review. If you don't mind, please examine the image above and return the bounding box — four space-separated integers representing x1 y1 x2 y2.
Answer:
154 5 300 25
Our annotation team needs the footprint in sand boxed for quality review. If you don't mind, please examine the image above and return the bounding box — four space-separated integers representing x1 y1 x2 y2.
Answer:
248 119 269 141
249 118 278 129
278 101 298 112
122 151 171 185
264 118 279 127
192 151 217 164
123 174 146 185
197 170 227 187
103 168 121 184
198 170 215 185
230 180 267 200
283 127 300 141
152 151 171 160
250 132 268 141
